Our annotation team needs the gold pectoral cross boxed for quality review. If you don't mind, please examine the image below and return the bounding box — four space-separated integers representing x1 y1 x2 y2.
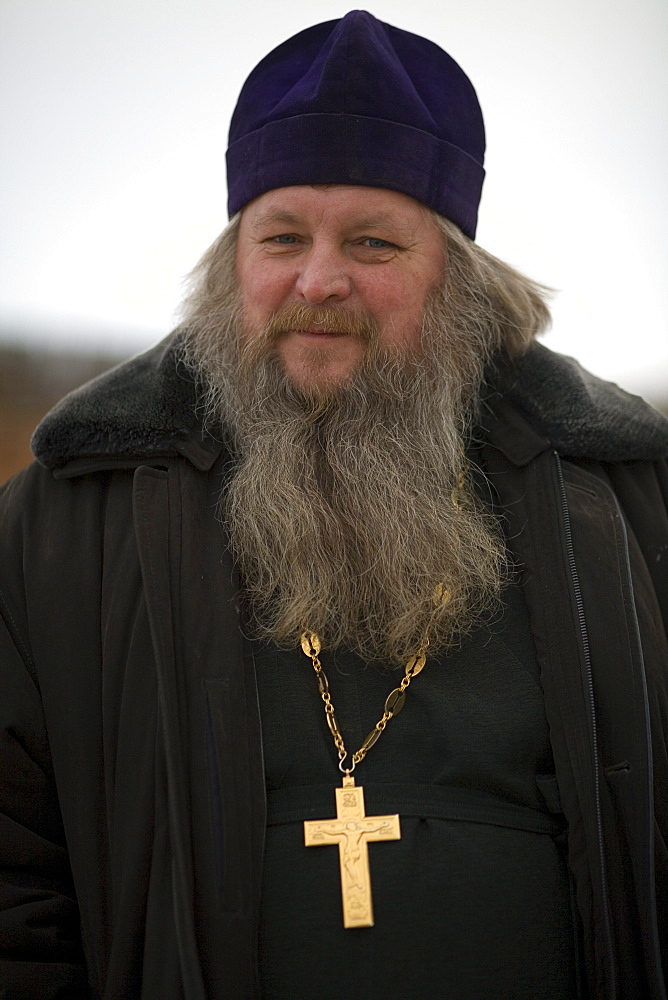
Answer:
304 776 401 928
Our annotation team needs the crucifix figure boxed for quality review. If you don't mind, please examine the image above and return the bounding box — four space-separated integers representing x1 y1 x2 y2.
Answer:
304 776 401 928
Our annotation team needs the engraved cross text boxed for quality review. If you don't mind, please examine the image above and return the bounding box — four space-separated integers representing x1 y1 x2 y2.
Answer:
303 777 401 928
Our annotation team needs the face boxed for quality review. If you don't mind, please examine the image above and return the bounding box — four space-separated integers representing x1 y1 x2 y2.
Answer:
235 185 445 389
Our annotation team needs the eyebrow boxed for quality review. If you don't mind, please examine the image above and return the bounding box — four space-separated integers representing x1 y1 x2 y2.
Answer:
249 211 303 232
249 210 414 239
348 213 408 232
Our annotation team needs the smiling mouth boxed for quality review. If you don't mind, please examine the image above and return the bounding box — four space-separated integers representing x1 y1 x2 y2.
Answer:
265 305 377 343
292 328 349 338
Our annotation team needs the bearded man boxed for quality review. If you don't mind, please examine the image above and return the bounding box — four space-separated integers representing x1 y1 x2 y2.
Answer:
0 11 666 1000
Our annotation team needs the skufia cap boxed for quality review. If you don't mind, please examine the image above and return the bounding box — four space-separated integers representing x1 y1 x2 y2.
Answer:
226 10 486 238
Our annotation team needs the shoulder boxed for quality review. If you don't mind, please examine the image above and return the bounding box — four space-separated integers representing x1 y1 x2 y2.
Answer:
30 331 205 472
490 342 668 462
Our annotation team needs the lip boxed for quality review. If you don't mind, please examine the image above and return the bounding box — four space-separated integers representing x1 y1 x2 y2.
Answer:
292 328 348 338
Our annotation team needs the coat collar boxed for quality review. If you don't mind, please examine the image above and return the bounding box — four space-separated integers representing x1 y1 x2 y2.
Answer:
485 342 668 465
32 333 223 477
31 332 668 476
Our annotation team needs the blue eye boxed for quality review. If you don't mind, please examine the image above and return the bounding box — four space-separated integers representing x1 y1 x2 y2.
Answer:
273 234 297 244
364 238 392 248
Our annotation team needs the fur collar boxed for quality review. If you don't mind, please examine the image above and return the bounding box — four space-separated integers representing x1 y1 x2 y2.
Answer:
31 332 668 472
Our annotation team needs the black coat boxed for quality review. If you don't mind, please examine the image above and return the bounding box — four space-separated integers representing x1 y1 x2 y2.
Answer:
1 336 667 999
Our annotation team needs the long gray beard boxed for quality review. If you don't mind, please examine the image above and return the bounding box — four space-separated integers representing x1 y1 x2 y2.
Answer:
183 285 507 666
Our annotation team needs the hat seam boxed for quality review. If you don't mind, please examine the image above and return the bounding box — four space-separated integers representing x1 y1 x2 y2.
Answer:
227 112 484 170
342 17 351 116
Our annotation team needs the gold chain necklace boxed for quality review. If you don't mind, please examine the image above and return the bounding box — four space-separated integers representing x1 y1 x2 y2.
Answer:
300 631 429 772
300 583 449 929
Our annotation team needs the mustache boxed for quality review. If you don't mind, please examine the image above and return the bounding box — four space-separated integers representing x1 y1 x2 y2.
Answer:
262 304 379 343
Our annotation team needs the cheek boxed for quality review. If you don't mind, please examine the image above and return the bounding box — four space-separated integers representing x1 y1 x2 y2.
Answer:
363 274 428 344
238 263 295 322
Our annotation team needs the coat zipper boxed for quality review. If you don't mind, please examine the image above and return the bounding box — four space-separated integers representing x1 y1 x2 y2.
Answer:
553 452 617 998
606 485 667 1000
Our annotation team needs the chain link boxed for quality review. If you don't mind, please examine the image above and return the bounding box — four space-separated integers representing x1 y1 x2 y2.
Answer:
300 584 449 774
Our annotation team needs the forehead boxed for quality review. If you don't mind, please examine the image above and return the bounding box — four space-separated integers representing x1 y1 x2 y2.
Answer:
240 184 435 235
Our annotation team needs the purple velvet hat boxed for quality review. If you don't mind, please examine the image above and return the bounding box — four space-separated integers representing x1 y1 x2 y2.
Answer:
226 11 485 238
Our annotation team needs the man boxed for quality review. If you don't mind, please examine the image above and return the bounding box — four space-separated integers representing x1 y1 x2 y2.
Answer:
0 11 666 999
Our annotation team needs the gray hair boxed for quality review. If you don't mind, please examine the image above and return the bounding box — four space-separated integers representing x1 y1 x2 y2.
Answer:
434 214 552 355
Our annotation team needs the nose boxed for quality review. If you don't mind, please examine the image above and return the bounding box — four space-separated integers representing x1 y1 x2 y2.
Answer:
294 241 351 304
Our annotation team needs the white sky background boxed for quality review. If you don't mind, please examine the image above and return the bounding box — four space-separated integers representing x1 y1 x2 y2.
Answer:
1 0 666 403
